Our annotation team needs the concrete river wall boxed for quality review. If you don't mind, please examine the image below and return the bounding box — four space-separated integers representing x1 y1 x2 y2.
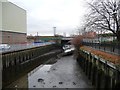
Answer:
1 44 61 88
77 49 120 89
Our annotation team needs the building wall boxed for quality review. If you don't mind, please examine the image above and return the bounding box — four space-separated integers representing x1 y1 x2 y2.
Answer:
1 31 27 44
0 1 27 44
0 1 2 30
2 2 26 33
0 1 2 44
0 2 2 89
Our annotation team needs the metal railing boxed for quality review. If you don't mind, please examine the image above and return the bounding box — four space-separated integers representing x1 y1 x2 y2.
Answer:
82 41 120 55
0 42 55 53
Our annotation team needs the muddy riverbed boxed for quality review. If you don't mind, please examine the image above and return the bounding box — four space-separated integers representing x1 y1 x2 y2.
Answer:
6 55 93 88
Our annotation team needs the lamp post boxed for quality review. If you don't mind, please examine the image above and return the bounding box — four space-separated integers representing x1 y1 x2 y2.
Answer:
53 27 56 36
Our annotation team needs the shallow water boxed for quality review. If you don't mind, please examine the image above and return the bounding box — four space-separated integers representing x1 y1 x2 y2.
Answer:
28 65 52 88
6 55 93 88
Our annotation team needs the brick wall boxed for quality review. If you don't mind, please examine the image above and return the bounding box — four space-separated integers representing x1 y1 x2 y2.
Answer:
0 31 27 44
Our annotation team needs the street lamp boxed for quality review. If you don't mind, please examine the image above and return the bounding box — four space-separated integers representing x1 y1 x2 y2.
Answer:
53 27 56 36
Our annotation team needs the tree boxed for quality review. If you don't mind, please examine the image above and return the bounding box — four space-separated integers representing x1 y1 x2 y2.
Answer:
84 0 120 42
71 35 83 59
71 35 83 48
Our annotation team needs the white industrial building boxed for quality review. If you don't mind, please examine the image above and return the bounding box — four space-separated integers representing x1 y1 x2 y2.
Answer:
0 0 27 44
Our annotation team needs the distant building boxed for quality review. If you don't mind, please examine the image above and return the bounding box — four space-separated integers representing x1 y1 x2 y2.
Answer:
0 1 27 44
83 31 96 39
83 32 116 43
27 36 62 44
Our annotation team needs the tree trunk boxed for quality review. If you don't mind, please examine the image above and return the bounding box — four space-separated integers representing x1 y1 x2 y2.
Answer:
116 31 120 42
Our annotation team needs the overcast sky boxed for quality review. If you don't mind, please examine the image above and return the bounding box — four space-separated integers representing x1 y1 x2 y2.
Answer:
8 0 88 36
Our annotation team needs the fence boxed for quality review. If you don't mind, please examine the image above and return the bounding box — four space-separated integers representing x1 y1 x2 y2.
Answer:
0 42 55 53
82 41 120 55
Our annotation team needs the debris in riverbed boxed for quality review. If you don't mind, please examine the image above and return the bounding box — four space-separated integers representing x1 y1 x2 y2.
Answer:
47 71 50 73
59 82 63 84
38 78 44 82
73 82 76 85
52 68 56 70
14 85 17 88
53 85 57 88
46 57 57 64
57 55 61 59
33 85 36 87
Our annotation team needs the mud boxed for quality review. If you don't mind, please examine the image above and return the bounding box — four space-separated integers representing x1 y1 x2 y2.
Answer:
6 55 93 88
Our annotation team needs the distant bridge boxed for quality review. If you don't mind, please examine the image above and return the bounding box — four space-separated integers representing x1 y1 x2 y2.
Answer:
61 37 73 46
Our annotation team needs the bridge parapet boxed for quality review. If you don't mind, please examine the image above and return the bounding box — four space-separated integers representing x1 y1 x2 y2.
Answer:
61 37 73 40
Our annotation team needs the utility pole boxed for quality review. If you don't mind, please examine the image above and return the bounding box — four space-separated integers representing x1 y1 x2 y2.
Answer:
37 32 38 36
53 27 56 36
63 32 66 37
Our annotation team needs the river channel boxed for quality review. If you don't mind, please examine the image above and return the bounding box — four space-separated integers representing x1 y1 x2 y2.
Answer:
6 55 93 88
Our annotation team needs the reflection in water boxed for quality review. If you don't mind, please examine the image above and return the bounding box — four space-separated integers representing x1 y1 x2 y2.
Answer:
28 65 52 88
27 56 93 88
5 56 93 88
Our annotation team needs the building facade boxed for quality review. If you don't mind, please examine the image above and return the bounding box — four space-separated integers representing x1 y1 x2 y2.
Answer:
0 1 27 44
0 1 2 44
27 36 62 44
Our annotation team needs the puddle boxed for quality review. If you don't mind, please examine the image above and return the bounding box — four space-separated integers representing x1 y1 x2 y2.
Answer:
28 65 52 88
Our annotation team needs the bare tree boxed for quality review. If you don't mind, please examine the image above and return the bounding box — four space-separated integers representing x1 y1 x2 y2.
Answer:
84 0 120 42
71 35 83 48
71 35 83 58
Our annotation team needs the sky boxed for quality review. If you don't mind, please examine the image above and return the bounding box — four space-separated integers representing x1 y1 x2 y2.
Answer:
8 0 88 36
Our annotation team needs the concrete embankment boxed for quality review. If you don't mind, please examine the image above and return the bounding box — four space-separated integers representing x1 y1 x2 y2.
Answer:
77 47 120 89
2 44 62 88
